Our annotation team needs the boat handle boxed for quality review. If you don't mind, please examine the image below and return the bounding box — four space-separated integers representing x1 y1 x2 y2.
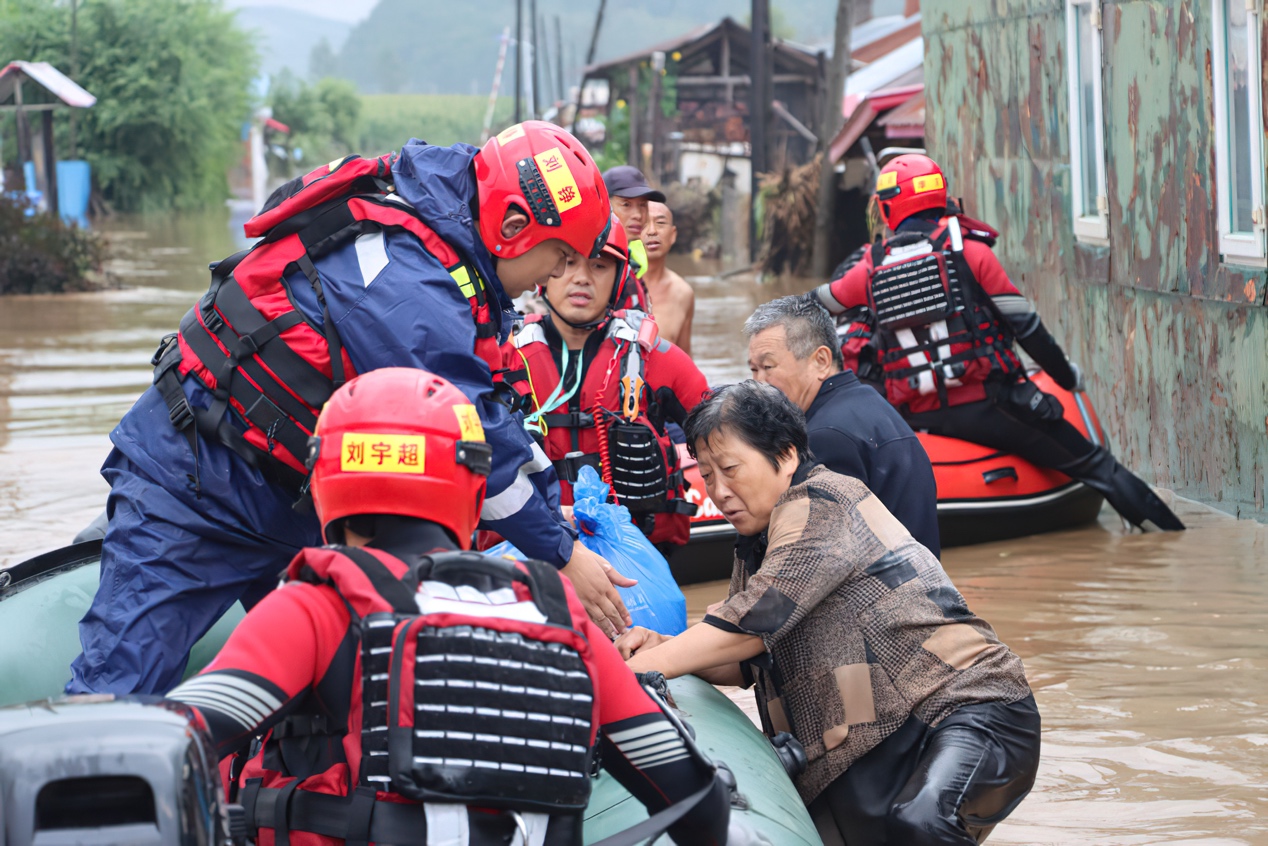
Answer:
982 466 1019 485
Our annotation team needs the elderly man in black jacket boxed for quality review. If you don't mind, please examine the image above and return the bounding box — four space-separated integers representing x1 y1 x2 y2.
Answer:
744 295 941 556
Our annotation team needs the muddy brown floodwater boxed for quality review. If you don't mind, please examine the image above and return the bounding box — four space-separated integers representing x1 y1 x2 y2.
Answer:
1 211 1265 844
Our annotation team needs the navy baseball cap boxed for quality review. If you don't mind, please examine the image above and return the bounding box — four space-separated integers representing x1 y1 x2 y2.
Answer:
602 165 666 203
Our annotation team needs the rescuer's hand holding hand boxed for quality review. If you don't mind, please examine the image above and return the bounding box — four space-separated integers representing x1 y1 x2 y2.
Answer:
562 542 635 638
614 626 671 659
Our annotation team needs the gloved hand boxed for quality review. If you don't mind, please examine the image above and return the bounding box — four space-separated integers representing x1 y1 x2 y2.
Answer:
1070 361 1086 393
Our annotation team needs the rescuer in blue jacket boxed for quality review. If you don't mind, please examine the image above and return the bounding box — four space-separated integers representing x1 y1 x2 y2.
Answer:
68 121 636 696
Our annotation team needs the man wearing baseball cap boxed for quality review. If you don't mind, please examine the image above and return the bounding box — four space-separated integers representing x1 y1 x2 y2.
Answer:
603 165 664 293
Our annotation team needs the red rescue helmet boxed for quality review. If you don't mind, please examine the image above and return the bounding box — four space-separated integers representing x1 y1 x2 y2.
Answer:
601 212 630 307
875 154 948 230
474 120 613 261
307 368 493 547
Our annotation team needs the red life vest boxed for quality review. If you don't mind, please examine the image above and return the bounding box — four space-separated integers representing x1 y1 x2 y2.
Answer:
865 218 1021 411
501 314 696 546
235 544 601 846
152 154 502 492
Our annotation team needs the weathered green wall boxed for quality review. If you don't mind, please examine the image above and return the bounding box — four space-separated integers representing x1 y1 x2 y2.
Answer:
922 0 1268 518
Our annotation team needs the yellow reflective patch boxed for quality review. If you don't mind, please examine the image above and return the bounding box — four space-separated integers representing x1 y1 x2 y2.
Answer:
340 433 426 474
534 146 582 213
912 173 945 194
497 124 526 146
454 405 485 442
876 171 898 191
328 157 344 172
450 265 477 300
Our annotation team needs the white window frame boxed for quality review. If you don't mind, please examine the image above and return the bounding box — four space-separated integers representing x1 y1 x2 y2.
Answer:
1066 0 1109 244
1212 0 1267 265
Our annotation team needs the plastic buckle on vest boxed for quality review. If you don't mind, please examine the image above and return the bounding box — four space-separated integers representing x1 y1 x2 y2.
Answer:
168 397 195 431
204 307 226 333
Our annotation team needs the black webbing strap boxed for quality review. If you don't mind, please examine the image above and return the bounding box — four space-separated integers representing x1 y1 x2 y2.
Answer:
179 330 313 471
151 334 196 455
272 780 302 846
588 777 717 846
336 545 419 614
295 253 347 389
249 786 428 843
515 557 573 628
211 276 333 408
552 452 602 484
542 410 595 429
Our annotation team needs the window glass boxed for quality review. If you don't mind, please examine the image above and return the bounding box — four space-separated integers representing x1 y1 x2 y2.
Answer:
1225 0 1254 234
1075 4 1099 217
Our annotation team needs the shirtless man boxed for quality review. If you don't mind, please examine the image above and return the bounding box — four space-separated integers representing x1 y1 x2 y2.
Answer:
642 201 695 354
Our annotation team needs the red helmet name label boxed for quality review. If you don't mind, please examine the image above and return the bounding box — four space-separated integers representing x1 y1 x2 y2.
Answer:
453 404 486 441
340 433 427 473
534 147 582 213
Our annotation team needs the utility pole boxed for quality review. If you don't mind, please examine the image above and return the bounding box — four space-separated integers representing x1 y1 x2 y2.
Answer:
529 0 539 118
749 0 772 262
811 0 853 279
481 27 512 143
554 16 565 110
513 0 523 123
571 0 607 129
69 0 79 159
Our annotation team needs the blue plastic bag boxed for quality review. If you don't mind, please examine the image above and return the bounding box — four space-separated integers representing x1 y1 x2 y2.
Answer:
487 466 687 635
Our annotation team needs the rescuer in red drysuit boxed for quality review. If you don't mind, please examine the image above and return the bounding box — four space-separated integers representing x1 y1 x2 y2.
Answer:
810 154 1183 532
165 367 732 846
500 216 708 548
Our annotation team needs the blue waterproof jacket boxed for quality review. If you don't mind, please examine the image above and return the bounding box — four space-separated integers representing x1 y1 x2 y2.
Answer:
112 140 575 565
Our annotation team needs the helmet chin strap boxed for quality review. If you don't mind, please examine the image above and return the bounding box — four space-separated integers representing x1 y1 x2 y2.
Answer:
542 292 610 331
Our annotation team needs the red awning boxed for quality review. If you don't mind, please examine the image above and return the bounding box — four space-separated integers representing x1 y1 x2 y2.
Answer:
828 83 923 162
264 117 291 134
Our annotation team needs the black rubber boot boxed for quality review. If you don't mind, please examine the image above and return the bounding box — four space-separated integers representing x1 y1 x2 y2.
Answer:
1059 447 1185 531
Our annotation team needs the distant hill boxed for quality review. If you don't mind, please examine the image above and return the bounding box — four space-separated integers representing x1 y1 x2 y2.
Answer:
233 5 353 81
328 0 862 97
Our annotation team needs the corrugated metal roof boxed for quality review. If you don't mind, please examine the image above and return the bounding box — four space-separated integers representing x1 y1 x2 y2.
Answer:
0 62 96 108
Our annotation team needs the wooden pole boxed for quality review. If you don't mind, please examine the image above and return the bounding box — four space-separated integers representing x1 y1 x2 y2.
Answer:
749 0 771 262
811 0 853 279
69 0 79 159
626 64 639 167
42 110 59 217
514 0 523 123
584 0 607 66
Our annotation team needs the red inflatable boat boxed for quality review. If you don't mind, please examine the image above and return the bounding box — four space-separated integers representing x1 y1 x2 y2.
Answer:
667 371 1107 584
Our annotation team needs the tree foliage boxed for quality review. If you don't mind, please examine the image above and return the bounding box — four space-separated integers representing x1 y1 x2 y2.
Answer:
0 0 258 212
266 72 361 176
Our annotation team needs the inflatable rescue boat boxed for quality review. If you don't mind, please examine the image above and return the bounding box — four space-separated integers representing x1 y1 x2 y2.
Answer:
671 370 1107 582
0 542 818 844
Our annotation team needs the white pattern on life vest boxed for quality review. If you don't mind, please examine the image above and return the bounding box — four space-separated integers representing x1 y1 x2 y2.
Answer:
354 230 389 287
415 581 548 624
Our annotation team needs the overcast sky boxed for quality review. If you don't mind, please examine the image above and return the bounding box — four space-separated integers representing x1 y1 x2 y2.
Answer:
223 0 379 24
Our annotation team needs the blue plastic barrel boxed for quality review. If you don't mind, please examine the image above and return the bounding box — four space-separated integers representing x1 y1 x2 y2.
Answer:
57 160 91 227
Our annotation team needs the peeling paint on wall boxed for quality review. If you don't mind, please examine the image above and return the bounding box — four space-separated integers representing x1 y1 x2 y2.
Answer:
922 0 1268 519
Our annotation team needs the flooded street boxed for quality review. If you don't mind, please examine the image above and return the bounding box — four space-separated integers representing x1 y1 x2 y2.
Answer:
1 213 1266 843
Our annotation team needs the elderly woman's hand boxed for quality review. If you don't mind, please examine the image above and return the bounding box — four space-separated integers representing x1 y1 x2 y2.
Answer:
615 626 671 659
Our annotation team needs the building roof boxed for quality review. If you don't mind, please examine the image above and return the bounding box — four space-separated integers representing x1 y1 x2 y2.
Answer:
829 83 924 162
582 17 820 79
877 90 925 138
0 62 96 109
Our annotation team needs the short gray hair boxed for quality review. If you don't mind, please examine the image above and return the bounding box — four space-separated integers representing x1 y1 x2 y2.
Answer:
743 295 844 370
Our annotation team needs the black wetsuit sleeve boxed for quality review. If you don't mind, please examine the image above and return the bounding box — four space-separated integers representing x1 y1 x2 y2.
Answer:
599 713 731 846
991 294 1077 390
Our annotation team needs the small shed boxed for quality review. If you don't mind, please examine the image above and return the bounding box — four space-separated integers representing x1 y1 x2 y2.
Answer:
0 61 97 219
578 18 825 192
